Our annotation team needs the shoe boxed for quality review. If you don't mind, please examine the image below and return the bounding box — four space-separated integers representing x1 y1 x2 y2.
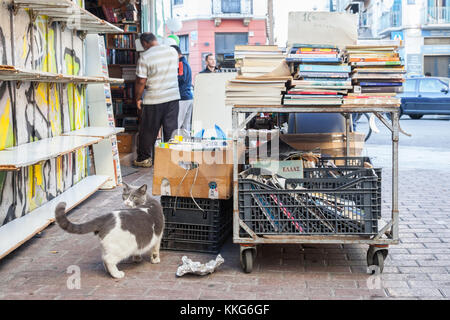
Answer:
133 158 153 168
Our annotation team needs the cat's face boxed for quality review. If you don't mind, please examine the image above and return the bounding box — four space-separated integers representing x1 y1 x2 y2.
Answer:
122 183 147 208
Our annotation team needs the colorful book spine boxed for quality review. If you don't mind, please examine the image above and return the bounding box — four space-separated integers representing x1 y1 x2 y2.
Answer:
299 64 351 73
286 57 341 63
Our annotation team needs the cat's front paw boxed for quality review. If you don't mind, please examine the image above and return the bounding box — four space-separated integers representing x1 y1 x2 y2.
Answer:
151 255 160 264
111 271 125 279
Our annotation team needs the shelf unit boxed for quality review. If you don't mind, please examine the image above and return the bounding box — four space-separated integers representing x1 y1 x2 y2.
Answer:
83 0 142 134
0 0 126 259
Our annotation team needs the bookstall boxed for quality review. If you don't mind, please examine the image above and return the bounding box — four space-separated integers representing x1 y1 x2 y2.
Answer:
85 0 142 155
229 12 408 273
0 0 124 258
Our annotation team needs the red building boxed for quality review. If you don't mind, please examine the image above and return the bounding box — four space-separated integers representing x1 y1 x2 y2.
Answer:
171 0 268 76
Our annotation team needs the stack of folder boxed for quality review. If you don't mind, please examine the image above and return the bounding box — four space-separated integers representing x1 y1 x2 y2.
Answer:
234 45 286 77
343 44 405 107
283 44 352 106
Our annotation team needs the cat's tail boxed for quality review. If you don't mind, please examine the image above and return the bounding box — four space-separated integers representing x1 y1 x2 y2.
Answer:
55 202 105 234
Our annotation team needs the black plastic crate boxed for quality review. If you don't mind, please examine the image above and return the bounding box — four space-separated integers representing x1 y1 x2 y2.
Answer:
161 196 232 253
239 157 381 237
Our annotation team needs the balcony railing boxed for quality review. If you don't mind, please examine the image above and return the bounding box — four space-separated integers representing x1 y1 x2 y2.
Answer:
423 6 450 25
378 10 402 34
212 0 253 17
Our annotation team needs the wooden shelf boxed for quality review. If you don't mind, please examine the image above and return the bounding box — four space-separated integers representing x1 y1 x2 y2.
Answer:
107 47 136 50
0 135 103 170
0 175 110 260
12 0 123 34
0 65 124 84
62 127 124 138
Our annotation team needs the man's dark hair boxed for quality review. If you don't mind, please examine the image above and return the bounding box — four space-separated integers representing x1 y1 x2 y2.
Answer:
205 53 213 62
425 72 432 77
140 32 156 45
171 45 182 55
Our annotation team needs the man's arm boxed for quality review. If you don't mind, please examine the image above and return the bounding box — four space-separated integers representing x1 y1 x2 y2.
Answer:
135 76 147 111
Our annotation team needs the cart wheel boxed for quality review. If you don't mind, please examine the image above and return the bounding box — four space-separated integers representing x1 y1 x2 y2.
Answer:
372 251 385 273
241 249 254 273
367 249 387 274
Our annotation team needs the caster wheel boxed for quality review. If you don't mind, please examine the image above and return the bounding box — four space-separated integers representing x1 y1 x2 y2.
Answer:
367 249 387 274
241 249 254 273
372 251 385 273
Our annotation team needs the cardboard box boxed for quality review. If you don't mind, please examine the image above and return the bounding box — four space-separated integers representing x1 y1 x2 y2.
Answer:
280 132 365 157
117 132 135 154
152 146 233 200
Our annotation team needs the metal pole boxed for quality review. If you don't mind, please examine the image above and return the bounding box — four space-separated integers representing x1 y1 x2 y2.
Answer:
232 109 239 243
391 111 399 240
267 0 274 45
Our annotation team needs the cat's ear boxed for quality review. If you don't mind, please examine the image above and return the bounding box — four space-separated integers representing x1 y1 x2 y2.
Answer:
138 184 147 195
123 182 130 192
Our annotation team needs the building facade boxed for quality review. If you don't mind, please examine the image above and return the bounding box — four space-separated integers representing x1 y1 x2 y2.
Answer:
340 0 450 77
169 0 268 75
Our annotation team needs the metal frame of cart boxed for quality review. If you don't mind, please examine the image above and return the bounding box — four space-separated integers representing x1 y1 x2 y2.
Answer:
232 105 401 273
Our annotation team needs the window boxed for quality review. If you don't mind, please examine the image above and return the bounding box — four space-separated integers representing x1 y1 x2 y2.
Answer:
214 32 248 68
419 78 448 92
173 0 183 5
179 34 189 60
424 37 450 45
222 0 241 14
404 79 417 92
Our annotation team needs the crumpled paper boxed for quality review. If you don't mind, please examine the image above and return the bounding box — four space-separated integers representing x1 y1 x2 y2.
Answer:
176 254 224 277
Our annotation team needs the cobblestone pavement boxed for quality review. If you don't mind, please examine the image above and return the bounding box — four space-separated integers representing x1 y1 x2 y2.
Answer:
0 164 449 300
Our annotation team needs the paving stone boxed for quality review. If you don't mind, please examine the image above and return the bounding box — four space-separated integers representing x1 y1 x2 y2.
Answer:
1 167 449 300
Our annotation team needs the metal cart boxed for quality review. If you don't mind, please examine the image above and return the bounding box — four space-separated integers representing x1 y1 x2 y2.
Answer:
232 105 403 273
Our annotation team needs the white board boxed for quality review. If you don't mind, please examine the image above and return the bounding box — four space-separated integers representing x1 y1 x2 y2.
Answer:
192 73 237 138
287 12 358 48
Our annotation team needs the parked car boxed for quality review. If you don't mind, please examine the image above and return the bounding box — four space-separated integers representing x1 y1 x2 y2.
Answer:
398 77 450 119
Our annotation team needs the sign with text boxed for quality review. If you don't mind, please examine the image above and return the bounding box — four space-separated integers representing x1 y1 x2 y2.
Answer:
287 12 357 48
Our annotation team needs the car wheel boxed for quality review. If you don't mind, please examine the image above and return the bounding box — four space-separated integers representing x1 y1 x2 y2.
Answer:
409 114 423 120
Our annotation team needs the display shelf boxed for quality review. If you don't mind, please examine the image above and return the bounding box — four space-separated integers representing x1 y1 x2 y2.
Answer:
0 135 103 170
233 105 400 113
0 65 124 84
0 175 110 259
12 0 123 34
62 127 124 138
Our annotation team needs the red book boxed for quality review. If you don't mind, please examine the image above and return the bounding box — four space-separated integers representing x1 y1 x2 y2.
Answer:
288 91 338 95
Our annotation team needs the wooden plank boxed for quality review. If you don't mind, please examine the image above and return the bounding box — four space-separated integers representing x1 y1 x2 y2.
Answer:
62 127 124 138
0 65 124 83
0 174 109 260
0 135 102 169
13 0 123 34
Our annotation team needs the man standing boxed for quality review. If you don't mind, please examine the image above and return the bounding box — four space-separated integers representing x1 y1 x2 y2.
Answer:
171 45 193 133
200 53 219 73
133 33 180 168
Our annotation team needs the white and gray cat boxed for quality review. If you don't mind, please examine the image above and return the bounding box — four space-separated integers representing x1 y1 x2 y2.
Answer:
55 183 164 279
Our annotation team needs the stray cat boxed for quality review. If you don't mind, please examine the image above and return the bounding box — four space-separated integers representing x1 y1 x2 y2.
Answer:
55 183 164 279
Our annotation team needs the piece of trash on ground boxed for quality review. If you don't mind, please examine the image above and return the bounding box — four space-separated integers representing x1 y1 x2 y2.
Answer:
176 254 224 277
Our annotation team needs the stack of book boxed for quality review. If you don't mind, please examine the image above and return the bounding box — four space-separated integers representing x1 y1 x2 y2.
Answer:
343 44 404 107
283 44 352 106
122 67 137 81
234 45 286 77
225 76 291 106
